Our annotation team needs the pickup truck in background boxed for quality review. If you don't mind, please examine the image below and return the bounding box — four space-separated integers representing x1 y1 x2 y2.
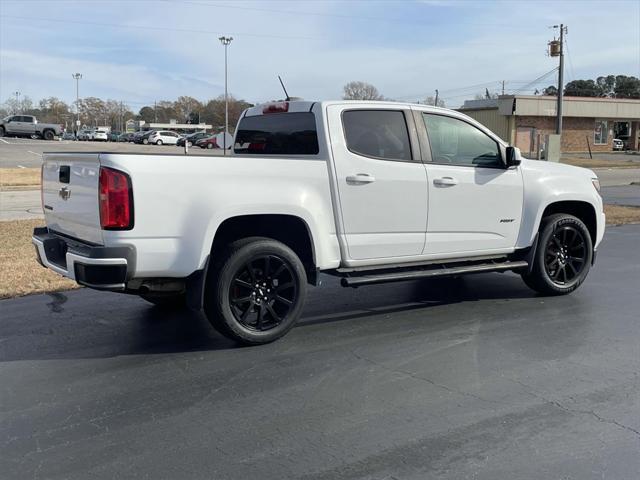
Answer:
0 115 64 140
32 100 605 345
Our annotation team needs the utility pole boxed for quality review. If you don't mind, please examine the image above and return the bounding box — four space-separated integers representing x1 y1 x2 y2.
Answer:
13 91 21 113
72 73 82 136
154 100 157 123
501 80 505 95
549 24 567 135
434 89 439 106
219 36 233 155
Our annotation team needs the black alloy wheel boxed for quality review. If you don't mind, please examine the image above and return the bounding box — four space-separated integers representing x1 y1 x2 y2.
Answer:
521 213 593 295
204 237 307 345
544 225 587 286
229 255 297 332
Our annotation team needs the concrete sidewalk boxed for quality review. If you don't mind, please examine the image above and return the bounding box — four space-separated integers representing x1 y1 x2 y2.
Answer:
0 189 43 221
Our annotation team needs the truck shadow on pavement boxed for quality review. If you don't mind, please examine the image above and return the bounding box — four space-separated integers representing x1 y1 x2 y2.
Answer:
0 274 538 361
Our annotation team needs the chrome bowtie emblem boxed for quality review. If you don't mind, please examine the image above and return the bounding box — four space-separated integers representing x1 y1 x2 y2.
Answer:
59 186 71 200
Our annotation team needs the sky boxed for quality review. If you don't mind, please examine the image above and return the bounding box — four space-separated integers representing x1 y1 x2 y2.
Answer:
1 0 639 110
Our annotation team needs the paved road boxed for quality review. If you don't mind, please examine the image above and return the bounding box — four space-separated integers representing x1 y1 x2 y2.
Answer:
1 226 639 479
594 167 640 187
0 137 225 168
601 185 640 207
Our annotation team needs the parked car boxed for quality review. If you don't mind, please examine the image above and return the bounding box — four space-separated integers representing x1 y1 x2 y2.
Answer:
612 139 624 151
0 115 63 140
108 131 121 142
32 100 605 345
62 132 76 141
177 131 209 147
133 130 156 144
196 135 217 149
118 132 135 142
93 129 109 142
77 129 93 141
148 130 182 145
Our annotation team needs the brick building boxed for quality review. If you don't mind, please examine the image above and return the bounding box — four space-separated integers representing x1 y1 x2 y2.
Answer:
458 95 640 157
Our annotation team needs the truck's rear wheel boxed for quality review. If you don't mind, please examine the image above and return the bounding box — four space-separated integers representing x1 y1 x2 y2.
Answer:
0 127 5 137
521 213 592 295
43 130 54 140
204 237 307 345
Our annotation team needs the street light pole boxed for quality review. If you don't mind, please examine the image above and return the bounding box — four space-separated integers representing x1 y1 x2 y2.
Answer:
218 36 233 155
72 73 82 137
13 91 21 113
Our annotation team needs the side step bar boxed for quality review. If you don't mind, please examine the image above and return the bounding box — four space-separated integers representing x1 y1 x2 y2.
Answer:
340 260 528 288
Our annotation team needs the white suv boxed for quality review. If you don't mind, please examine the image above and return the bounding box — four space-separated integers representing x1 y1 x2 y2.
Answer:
149 130 181 145
93 129 109 142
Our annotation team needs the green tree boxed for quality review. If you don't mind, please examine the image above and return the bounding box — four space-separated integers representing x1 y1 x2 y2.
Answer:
564 80 600 97
613 75 640 98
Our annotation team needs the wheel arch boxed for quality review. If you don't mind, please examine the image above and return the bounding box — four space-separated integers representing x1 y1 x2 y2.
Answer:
209 214 318 281
539 200 597 246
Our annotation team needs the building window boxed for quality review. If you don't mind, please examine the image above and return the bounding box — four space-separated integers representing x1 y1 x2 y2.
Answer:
594 120 608 145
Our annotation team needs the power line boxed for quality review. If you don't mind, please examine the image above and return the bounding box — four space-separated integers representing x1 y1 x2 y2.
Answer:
564 36 576 83
172 0 534 29
514 67 559 94
0 14 318 40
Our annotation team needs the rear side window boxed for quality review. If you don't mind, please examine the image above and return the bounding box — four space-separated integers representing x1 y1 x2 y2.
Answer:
343 110 412 161
234 112 319 155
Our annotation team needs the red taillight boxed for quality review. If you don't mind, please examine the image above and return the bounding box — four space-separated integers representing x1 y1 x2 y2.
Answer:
99 167 133 230
262 101 289 114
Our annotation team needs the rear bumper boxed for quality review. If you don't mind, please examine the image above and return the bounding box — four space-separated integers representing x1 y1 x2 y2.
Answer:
32 227 134 291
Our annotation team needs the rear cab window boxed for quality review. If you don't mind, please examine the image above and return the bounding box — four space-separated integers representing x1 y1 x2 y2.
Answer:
342 110 412 162
234 106 319 155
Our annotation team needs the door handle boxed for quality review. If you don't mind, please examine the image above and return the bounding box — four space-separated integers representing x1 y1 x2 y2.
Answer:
433 176 458 187
346 173 376 185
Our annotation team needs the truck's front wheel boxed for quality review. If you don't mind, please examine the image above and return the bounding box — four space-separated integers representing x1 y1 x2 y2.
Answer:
205 237 307 345
521 213 592 295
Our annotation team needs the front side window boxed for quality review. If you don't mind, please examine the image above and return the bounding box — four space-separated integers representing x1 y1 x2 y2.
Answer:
343 110 412 161
594 120 608 145
234 112 319 155
423 114 502 167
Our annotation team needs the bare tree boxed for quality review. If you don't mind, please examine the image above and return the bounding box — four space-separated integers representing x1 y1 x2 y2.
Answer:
174 96 203 123
342 81 384 100
424 96 445 107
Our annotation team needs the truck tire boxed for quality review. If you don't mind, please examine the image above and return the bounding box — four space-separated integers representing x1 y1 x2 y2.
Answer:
140 293 186 308
0 127 5 137
204 237 307 345
521 213 592 296
43 130 54 140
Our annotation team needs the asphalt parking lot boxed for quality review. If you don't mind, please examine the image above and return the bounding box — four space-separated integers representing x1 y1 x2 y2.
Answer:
1 225 639 479
0 137 225 168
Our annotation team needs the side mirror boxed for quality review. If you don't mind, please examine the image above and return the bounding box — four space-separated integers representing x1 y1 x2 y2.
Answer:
505 146 520 167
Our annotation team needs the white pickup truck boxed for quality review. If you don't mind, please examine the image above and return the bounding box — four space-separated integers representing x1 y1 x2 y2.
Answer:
33 101 605 344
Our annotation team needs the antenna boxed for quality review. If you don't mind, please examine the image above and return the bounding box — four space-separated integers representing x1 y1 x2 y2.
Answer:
278 75 291 101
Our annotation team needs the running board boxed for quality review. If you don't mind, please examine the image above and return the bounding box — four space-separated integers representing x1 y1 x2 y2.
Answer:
340 260 528 288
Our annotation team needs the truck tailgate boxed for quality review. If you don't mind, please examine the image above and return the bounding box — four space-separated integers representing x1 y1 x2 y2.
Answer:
42 153 103 245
